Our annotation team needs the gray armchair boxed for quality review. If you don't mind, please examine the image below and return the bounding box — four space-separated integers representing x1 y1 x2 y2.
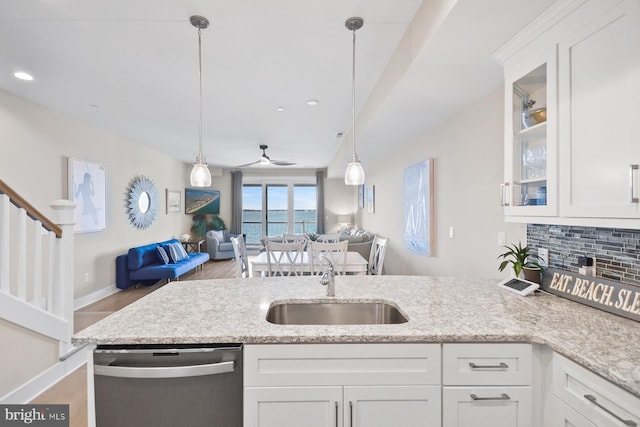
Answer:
205 230 238 260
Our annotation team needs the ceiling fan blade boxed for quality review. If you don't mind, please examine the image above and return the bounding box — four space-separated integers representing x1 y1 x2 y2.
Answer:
234 160 260 168
271 160 297 166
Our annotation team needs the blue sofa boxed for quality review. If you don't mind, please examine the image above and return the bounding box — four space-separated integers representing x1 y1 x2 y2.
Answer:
116 239 210 289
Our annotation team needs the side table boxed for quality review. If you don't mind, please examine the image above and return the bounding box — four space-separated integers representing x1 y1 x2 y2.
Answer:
181 239 205 253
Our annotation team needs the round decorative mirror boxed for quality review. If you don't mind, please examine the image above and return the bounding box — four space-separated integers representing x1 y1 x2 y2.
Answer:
127 176 158 229
138 191 150 213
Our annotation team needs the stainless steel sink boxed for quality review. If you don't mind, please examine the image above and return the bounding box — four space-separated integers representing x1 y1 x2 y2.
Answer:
266 301 409 325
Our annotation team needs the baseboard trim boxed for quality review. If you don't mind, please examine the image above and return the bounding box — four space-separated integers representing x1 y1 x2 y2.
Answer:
74 283 119 310
0 345 88 404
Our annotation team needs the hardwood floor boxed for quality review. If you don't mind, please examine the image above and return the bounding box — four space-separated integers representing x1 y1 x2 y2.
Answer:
29 259 240 427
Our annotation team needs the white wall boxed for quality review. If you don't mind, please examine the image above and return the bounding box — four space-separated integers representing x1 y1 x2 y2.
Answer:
356 87 526 279
1 89 195 299
0 88 194 398
324 177 355 233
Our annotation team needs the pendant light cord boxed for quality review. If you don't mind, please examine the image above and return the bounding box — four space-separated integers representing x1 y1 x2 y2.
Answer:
197 27 204 159
351 27 357 161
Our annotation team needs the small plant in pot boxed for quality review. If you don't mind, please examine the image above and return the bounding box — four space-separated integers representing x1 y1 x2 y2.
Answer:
498 242 544 283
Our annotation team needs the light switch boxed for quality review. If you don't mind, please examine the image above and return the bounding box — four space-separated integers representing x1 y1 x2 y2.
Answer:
497 232 506 246
449 227 455 239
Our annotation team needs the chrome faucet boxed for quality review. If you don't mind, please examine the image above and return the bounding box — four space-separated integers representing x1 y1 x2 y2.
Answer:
319 256 336 297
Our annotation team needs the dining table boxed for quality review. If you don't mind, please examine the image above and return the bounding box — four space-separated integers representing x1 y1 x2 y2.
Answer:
249 251 368 277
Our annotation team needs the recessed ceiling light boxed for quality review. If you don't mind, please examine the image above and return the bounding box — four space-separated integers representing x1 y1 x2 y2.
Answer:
276 107 284 111
306 99 319 106
13 71 34 81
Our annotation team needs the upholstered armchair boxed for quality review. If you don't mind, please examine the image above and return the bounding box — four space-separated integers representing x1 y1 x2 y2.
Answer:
205 230 238 260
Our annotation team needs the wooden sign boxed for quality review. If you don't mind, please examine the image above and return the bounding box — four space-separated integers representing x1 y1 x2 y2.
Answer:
542 268 640 322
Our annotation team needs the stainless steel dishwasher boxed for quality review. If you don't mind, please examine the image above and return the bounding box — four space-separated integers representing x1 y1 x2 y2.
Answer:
93 343 242 427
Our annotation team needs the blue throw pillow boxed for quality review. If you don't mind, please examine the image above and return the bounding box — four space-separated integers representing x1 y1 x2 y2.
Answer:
167 242 188 263
175 242 189 259
156 246 170 264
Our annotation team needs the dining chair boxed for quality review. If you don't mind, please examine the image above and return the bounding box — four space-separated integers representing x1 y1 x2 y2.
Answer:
230 235 250 278
265 241 305 277
368 236 388 275
316 233 340 243
308 241 348 276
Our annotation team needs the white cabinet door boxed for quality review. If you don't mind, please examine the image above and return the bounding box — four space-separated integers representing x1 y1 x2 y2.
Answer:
442 386 532 427
502 46 558 218
244 386 342 427
344 385 441 427
559 0 640 218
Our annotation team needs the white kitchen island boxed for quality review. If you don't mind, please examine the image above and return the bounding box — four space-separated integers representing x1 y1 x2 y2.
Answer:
74 275 640 426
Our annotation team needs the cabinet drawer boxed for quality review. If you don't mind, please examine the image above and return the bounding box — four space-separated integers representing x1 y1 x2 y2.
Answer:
553 397 596 427
244 343 441 386
553 353 640 427
442 343 532 385
443 386 532 427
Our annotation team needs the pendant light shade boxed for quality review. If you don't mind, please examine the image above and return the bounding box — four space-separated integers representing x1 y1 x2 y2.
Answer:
344 17 365 186
345 158 365 185
189 15 212 188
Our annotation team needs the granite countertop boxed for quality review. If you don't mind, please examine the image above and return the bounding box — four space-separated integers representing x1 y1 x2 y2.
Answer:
73 275 640 397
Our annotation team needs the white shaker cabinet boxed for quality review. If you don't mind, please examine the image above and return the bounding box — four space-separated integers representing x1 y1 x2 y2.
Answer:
558 0 640 218
552 353 640 427
441 344 533 427
554 398 597 427
495 0 640 225
244 386 342 427
501 46 558 218
243 344 441 427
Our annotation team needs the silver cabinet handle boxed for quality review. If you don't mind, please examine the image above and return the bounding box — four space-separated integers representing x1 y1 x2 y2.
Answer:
469 362 509 369
349 400 354 427
335 401 339 427
471 393 510 401
584 394 637 427
94 360 234 379
500 183 510 206
630 165 639 203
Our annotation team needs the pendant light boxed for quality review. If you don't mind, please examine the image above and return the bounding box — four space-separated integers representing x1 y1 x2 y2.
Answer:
189 15 212 188
344 17 365 186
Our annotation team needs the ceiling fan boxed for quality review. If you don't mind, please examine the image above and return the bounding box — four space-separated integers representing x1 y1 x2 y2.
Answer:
236 144 297 167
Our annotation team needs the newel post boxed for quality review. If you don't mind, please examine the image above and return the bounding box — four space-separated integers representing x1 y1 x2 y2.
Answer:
50 199 75 353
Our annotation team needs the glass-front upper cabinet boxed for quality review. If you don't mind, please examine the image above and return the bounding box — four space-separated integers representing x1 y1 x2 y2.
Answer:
501 47 557 217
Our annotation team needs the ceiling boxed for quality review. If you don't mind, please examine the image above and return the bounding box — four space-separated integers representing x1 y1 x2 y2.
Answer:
0 0 555 175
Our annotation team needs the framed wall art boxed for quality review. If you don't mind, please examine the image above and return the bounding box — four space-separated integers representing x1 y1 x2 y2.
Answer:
367 185 375 214
166 189 181 214
358 184 365 209
403 159 434 255
185 188 220 214
67 157 107 233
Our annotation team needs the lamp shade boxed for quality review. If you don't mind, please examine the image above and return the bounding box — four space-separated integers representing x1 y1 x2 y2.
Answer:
344 159 365 185
337 215 352 224
190 159 211 187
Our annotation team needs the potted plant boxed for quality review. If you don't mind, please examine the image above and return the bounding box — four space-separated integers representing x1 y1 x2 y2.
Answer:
498 242 544 283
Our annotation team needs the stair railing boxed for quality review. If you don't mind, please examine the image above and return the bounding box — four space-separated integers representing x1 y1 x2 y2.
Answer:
0 179 75 355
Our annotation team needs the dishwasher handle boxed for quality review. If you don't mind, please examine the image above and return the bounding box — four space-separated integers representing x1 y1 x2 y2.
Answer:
94 360 234 379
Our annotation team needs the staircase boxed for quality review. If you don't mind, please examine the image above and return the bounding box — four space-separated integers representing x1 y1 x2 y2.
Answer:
0 179 79 402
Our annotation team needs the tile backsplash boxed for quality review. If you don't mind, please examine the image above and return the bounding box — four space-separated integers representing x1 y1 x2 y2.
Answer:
527 224 640 286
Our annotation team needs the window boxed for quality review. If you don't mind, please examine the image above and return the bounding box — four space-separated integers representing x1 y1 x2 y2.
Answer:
241 183 317 243
266 185 287 236
294 185 317 234
241 185 262 244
